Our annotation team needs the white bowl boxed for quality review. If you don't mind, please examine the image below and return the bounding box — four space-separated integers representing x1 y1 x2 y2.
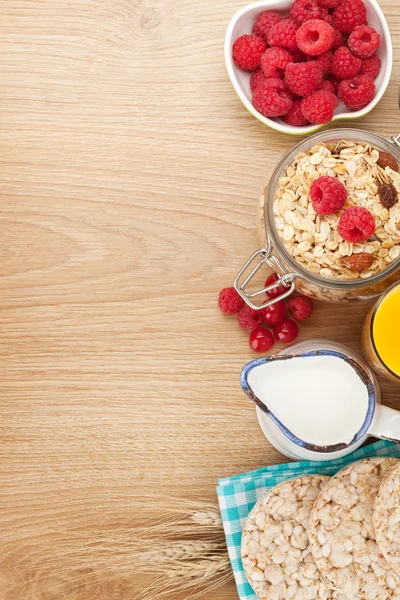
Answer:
224 0 392 135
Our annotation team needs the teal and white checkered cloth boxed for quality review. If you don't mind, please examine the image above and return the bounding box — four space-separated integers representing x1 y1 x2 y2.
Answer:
217 440 400 600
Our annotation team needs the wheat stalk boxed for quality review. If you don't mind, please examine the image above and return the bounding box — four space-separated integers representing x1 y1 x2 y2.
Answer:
141 541 224 562
191 509 222 528
28 498 232 599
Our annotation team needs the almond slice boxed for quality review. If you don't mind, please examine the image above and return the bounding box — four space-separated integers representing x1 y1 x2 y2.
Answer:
378 152 399 172
341 253 374 272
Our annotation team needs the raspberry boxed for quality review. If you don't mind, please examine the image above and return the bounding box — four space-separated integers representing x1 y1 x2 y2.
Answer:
283 98 310 126
250 68 266 92
252 78 293 117
300 89 337 123
218 287 244 314
331 46 362 79
360 54 381 79
323 13 334 26
250 69 266 91
331 28 345 50
296 20 335 55
267 19 299 52
310 175 347 214
333 0 367 33
325 73 341 93
290 0 328 25
287 295 314 321
261 47 293 78
265 273 289 299
273 319 299 343
332 92 340 107
249 327 275 352
319 0 343 7
338 206 375 243
338 74 375 110
318 79 337 95
348 25 381 58
262 300 287 326
291 48 307 62
285 62 323 96
319 50 334 73
309 50 334 73
232 35 267 71
238 305 264 330
252 11 282 40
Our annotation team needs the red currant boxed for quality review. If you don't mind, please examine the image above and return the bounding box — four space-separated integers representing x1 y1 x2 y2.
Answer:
262 299 286 327
249 327 275 353
273 319 299 343
287 295 314 321
265 272 289 299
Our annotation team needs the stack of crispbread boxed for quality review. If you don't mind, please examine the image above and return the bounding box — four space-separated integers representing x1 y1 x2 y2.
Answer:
242 458 400 600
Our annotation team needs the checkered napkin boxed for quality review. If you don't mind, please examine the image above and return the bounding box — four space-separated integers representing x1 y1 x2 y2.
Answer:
217 440 400 600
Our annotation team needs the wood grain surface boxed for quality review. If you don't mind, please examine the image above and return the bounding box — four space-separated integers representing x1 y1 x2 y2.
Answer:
0 1 400 598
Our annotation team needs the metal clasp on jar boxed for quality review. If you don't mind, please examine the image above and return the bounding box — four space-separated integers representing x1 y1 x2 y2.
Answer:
234 234 297 310
392 134 400 152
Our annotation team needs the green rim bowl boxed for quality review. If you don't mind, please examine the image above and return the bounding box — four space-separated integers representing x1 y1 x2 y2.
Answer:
224 0 393 135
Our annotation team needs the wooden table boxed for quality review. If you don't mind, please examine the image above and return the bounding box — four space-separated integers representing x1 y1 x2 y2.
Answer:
0 1 399 598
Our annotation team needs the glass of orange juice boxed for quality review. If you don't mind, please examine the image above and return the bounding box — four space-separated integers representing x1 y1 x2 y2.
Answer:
362 282 400 383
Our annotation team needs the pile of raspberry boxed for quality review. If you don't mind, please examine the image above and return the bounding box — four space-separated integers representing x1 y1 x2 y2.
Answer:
232 0 381 126
218 274 314 353
310 174 376 241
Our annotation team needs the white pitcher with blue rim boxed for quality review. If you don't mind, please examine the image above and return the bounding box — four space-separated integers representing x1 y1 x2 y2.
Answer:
240 340 400 461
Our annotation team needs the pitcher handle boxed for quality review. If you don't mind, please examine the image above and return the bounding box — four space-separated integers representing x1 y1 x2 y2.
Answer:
369 404 400 443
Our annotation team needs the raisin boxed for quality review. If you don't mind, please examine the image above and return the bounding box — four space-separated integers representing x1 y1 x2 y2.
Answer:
378 182 398 209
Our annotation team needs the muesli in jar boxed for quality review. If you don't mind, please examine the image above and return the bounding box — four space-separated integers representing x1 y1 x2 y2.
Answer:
236 130 400 307
273 140 400 282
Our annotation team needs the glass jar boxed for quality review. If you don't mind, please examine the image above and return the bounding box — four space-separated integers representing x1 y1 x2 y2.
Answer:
235 129 400 309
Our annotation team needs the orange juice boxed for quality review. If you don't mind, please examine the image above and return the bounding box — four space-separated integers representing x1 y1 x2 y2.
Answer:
372 284 400 378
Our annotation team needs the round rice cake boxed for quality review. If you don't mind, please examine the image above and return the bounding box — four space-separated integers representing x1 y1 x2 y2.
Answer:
374 461 400 576
241 475 343 600
308 458 400 599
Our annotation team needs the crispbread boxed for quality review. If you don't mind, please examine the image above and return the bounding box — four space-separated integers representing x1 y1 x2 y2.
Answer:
308 458 400 599
241 475 341 600
374 460 400 576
